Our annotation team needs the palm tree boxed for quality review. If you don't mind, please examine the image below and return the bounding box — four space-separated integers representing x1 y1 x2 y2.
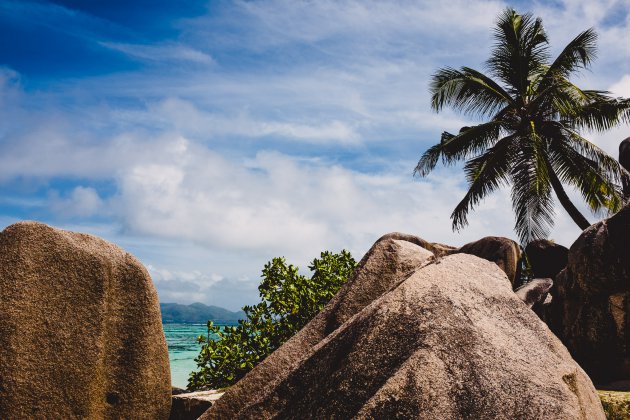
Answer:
414 8 630 243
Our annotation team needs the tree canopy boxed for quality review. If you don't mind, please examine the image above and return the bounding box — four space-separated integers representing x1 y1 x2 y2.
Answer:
415 8 630 243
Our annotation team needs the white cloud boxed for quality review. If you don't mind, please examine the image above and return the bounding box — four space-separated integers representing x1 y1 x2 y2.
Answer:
193 0 504 51
4 0 630 309
100 41 215 64
0 67 22 125
609 74 630 97
0 66 19 92
108 137 585 259
148 265 224 285
0 122 193 181
146 264 255 309
49 186 104 218
150 97 360 144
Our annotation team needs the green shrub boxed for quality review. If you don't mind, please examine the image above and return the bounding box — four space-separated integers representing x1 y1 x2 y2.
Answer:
188 250 356 390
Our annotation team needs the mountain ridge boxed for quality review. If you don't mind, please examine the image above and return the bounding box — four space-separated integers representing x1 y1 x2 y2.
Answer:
160 302 245 324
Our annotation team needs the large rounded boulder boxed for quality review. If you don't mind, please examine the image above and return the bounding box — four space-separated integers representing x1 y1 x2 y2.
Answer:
0 222 171 419
203 237 603 419
453 236 521 287
200 232 435 417
525 239 569 280
543 202 630 384
619 136 630 198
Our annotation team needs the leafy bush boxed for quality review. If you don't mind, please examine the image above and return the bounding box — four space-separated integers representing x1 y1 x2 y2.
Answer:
188 250 357 390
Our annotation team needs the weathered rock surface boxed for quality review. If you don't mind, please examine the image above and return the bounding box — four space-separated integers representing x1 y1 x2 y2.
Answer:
170 390 223 420
619 137 630 198
542 202 630 384
452 236 521 287
0 221 171 419
325 232 437 334
199 232 435 418
203 239 603 419
515 278 553 308
525 239 569 280
172 387 188 396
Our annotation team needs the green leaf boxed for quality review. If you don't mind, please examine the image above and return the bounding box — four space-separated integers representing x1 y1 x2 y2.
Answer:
188 250 356 390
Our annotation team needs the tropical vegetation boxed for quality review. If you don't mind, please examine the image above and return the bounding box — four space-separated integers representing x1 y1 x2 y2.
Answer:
188 250 356 390
414 8 630 243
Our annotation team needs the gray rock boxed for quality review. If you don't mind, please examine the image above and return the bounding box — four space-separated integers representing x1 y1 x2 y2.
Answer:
202 240 604 419
170 390 224 420
619 137 630 198
515 278 553 308
542 201 630 384
453 236 522 287
199 232 435 419
525 239 568 280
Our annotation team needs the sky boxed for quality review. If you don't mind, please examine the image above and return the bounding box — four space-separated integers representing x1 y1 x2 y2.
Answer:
2 0 630 311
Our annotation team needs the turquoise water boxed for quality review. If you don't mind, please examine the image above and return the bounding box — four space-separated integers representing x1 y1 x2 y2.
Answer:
163 323 211 389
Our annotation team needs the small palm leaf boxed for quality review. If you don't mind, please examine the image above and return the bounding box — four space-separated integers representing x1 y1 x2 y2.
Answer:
544 29 597 79
430 67 514 117
510 138 555 243
451 135 515 230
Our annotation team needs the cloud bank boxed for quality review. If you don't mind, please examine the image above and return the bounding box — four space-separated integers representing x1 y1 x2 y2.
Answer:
2 0 630 309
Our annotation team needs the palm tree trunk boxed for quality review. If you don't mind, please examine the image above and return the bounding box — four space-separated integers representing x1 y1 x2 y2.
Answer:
546 164 591 230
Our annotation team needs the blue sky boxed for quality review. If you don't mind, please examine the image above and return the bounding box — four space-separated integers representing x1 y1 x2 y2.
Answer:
2 0 630 310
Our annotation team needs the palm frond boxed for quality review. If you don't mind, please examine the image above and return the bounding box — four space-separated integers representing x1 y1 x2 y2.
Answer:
544 29 597 79
623 98 630 123
570 93 630 131
510 134 555 243
430 67 514 117
525 75 578 115
414 122 504 177
413 143 443 177
555 124 630 187
531 80 625 130
451 135 515 230
548 137 624 214
487 8 549 96
440 121 503 163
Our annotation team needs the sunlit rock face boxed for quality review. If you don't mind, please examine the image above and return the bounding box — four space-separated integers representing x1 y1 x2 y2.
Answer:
201 234 604 420
0 221 171 420
197 232 435 419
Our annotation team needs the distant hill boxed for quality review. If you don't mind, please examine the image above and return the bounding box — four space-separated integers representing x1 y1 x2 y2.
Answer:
160 302 245 324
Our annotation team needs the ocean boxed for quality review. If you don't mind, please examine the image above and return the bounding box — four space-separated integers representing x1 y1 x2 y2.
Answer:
163 323 213 389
